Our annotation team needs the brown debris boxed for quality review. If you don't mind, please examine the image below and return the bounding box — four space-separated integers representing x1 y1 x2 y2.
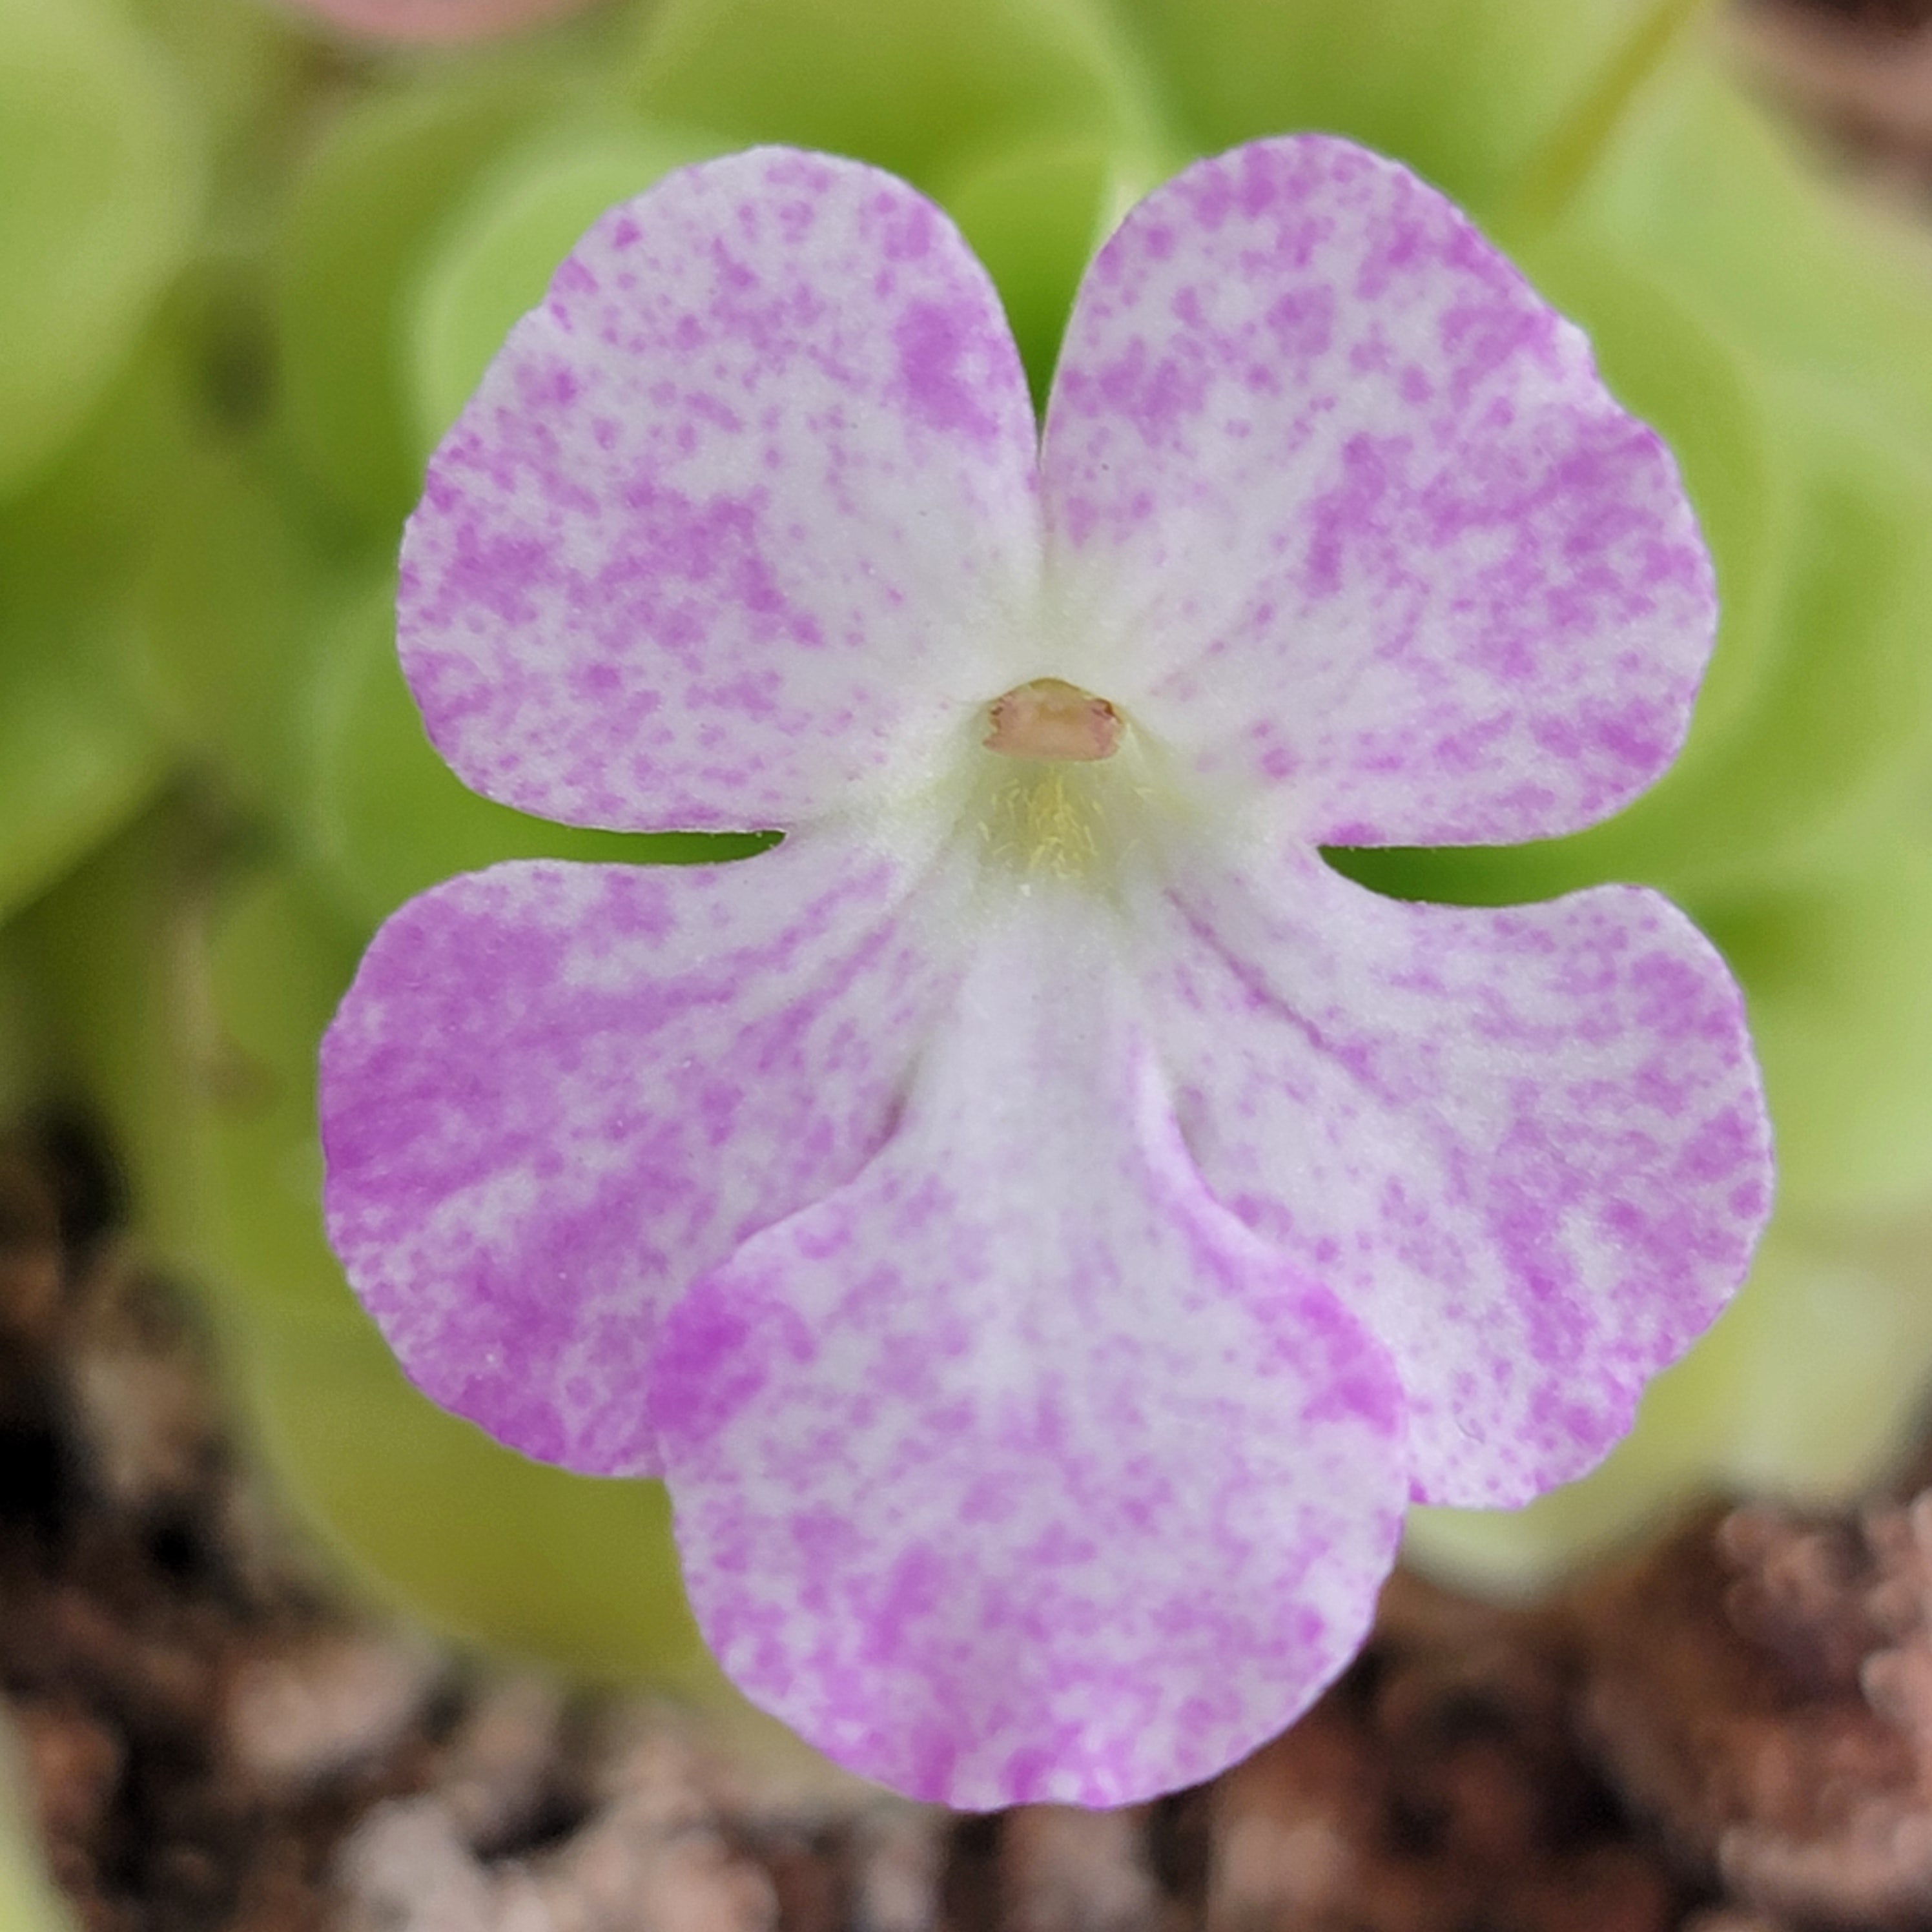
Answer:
223 1630 446 1796
1572 1494 1932 1926
1736 0 1932 200
1197 1572 1683 1932
1719 1495 1932 1922
996 1806 1169 1932
0 1122 431 1929
329 1709 793 1932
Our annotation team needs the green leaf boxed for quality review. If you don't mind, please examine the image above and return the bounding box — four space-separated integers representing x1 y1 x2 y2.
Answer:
1583 56 1932 446
1100 0 1658 216
0 0 202 501
1646 397 1932 890
0 355 192 923
129 440 333 814
237 1302 719 1684
0 633 163 927
118 0 309 182
630 0 1166 194
2 803 212 1260
1699 841 1932 1220
937 134 1152 411
404 118 734 456
302 577 771 929
192 858 368 1319
1685 1213 1932 1500
273 63 587 529
0 938 42 1123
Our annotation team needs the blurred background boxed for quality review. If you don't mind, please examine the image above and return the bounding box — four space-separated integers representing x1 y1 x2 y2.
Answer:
10 0 1932 1923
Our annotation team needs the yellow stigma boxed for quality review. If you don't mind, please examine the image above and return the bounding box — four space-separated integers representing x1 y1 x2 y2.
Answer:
983 678 1124 763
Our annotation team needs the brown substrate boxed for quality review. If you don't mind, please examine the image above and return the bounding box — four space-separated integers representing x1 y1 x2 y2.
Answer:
1740 0 1932 192
9 1111 1932 1932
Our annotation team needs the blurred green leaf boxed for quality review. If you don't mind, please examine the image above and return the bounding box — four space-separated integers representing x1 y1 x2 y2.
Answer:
119 0 310 192
938 134 1140 411
274 61 588 529
630 0 1167 193
1101 0 1668 215
194 854 365 1318
3 803 211 1262
238 1301 718 1684
1649 397 1932 889
1585 56 1932 444
130 442 333 815
0 0 202 502
404 118 734 455
0 593 165 929
0 353 192 924
1700 841 1932 1220
302 578 771 929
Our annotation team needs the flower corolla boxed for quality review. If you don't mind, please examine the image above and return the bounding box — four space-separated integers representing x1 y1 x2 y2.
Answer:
320 137 1774 1809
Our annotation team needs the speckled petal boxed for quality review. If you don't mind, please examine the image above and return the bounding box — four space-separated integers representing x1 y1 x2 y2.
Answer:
1039 136 1714 847
401 148 1042 834
652 886 1407 1809
319 825 972 1476
1137 845 1772 1507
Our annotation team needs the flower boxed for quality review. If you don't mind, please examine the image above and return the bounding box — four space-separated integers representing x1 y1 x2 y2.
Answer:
318 137 1774 1809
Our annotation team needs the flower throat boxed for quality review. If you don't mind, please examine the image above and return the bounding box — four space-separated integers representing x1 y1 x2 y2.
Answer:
978 678 1127 879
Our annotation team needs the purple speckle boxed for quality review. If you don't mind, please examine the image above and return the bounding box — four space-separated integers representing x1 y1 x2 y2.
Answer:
893 298 1000 444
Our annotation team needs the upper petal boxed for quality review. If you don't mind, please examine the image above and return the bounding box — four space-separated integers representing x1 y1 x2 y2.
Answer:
1039 136 1715 846
319 823 971 1476
652 885 1407 1809
1136 844 1772 1507
401 147 1042 833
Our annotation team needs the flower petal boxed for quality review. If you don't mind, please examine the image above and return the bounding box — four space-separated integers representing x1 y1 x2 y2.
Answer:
652 887 1407 1809
401 147 1042 833
1136 845 1771 1507
1039 135 1714 847
320 825 970 1476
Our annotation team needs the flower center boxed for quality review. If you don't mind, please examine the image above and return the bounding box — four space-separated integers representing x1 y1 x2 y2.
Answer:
972 680 1136 882
983 679 1124 763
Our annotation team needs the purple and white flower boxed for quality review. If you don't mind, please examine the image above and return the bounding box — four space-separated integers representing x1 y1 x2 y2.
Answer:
319 138 1773 1808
